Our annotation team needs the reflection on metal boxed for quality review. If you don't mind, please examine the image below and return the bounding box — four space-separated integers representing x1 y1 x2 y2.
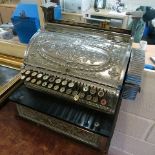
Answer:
0 53 23 69
0 54 23 105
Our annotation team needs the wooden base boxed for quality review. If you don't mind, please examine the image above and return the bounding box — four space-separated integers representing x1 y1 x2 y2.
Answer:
0 102 107 155
17 104 108 152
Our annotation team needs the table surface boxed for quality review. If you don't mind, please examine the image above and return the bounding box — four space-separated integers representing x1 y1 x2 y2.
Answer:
145 45 155 65
133 43 155 65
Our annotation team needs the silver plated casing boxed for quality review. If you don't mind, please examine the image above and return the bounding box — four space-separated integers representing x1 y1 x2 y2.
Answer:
21 24 144 114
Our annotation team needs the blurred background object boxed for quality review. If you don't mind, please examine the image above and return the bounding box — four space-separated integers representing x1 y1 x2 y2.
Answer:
41 1 62 22
0 0 19 4
60 0 82 13
127 7 155 43
0 27 13 39
94 0 106 12
112 0 125 13
11 3 40 44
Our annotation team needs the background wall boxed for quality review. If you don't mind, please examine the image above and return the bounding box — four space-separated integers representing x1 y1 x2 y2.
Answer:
107 0 155 11
88 0 155 11
20 0 37 3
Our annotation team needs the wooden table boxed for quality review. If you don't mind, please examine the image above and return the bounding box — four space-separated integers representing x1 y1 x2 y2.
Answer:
133 43 155 65
145 45 155 65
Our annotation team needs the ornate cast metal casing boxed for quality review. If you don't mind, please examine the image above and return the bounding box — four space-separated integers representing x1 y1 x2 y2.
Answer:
11 24 145 152
20 24 144 115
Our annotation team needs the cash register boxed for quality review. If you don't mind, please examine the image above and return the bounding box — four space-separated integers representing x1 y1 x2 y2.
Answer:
10 23 145 154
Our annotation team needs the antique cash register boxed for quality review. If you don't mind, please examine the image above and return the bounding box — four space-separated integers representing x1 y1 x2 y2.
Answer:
10 23 145 153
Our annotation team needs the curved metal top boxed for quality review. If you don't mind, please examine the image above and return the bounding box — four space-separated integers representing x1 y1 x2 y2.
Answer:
24 24 132 89
35 31 112 71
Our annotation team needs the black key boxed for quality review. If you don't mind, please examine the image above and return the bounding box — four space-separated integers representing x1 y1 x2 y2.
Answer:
87 115 95 129
52 104 60 115
66 107 75 121
83 112 91 127
54 104 65 116
80 113 87 126
59 105 68 118
69 108 77 122
47 102 57 115
75 111 84 124
90 115 96 129
72 109 81 123
62 106 72 119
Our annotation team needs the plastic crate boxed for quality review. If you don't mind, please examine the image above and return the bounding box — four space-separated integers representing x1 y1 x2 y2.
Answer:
11 3 40 44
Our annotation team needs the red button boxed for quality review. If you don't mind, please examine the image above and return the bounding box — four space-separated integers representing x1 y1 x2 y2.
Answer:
100 99 107 106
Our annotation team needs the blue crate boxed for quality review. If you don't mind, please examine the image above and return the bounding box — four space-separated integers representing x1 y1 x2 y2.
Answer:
143 25 150 38
11 3 40 44
54 5 62 20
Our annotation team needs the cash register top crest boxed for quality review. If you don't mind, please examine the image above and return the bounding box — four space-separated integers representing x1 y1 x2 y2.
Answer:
25 24 131 88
